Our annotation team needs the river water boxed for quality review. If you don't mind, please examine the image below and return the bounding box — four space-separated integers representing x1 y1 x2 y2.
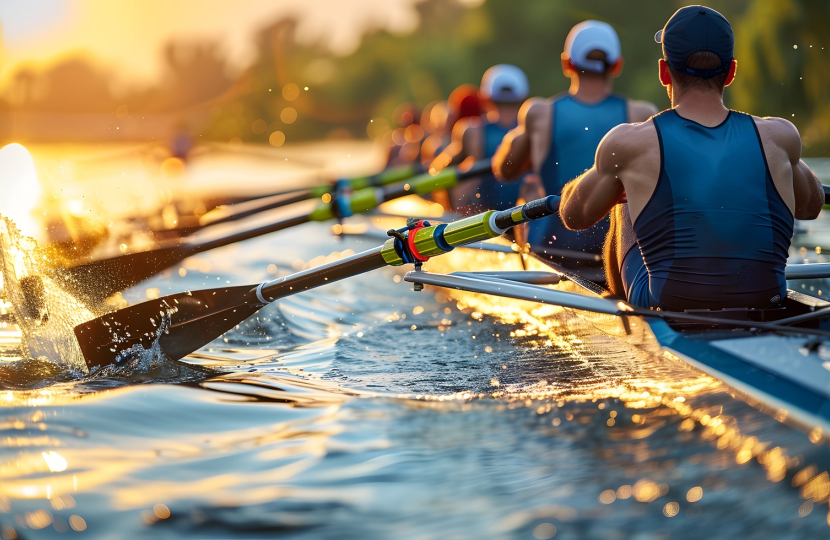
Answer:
1 144 829 539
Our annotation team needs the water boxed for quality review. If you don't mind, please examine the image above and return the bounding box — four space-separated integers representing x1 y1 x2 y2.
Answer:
1 148 830 539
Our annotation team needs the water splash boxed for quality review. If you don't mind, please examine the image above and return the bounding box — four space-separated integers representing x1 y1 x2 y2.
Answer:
91 300 177 375
0 217 95 371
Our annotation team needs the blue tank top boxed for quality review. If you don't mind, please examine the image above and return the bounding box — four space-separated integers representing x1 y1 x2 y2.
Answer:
633 110 793 311
471 121 521 212
529 94 628 252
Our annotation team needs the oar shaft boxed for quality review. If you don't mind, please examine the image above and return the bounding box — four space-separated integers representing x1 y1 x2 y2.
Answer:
204 164 423 226
259 247 386 301
259 194 560 300
192 214 311 253
200 190 314 227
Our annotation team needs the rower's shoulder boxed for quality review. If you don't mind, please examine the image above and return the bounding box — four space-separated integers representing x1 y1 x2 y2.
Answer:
748 114 802 157
749 114 800 139
521 97 551 122
453 115 483 137
604 117 657 145
595 118 658 166
626 99 659 122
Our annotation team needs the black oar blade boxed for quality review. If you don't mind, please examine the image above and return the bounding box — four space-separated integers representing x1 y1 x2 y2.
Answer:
57 246 193 305
74 285 260 370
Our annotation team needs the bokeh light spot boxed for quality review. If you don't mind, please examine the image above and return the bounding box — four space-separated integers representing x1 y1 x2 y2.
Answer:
269 131 286 147
280 107 298 124
282 83 300 101
532 523 556 539
251 118 267 134
68 515 86 532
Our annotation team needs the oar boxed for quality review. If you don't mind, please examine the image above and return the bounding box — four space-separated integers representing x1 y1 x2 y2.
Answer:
193 163 424 230
74 194 562 370
150 163 424 237
58 161 490 305
403 271 830 337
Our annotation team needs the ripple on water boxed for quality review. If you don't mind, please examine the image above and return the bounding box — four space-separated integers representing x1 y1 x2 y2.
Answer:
1 223 829 538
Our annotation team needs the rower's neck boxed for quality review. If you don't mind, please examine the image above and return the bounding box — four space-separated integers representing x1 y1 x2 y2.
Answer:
492 103 521 127
568 73 613 104
671 88 729 127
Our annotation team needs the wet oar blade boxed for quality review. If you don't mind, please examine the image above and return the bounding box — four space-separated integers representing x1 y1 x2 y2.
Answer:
76 246 388 370
59 213 310 304
74 285 260 370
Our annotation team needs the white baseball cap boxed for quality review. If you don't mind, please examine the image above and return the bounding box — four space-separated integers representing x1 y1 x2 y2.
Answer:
480 64 529 103
564 20 622 73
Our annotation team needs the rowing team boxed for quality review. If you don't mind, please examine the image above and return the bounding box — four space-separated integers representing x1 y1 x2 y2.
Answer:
418 5 824 315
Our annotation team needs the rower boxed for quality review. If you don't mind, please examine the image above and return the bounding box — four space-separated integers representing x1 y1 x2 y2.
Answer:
558 5 824 311
430 65 529 214
420 84 482 167
493 21 657 263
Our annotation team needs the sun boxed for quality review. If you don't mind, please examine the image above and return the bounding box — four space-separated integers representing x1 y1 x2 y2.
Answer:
0 143 45 242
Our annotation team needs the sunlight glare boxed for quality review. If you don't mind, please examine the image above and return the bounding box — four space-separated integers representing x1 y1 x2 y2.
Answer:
0 144 45 242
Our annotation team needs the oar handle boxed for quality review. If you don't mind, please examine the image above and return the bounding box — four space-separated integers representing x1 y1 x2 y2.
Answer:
492 196 560 231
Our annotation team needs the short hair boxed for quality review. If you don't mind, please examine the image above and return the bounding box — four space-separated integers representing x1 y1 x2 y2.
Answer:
667 51 729 93
573 49 614 75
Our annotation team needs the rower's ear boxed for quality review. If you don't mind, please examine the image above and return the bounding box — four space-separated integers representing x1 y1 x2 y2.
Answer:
610 56 624 77
724 59 738 87
561 53 576 77
658 59 672 87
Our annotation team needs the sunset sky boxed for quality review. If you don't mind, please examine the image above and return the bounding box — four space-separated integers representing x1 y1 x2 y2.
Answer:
0 0 424 88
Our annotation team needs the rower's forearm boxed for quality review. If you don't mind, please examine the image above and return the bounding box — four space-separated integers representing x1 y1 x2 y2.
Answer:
493 132 530 181
559 178 590 230
429 145 461 174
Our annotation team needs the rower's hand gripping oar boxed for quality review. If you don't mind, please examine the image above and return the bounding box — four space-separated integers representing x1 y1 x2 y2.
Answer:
73 194 561 371
58 161 492 305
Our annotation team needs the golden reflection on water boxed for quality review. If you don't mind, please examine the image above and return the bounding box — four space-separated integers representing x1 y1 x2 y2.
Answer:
420 241 830 526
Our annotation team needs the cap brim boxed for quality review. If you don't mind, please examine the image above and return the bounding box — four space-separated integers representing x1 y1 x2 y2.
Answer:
654 29 663 43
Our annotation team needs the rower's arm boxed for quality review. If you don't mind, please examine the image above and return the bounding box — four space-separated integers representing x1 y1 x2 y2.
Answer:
493 99 543 181
794 160 823 219
559 126 628 230
783 125 824 219
429 118 480 174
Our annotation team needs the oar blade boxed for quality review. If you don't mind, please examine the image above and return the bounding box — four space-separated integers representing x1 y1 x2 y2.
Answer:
75 285 260 370
57 246 191 304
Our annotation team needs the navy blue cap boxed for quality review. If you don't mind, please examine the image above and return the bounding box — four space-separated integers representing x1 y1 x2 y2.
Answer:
655 5 734 79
